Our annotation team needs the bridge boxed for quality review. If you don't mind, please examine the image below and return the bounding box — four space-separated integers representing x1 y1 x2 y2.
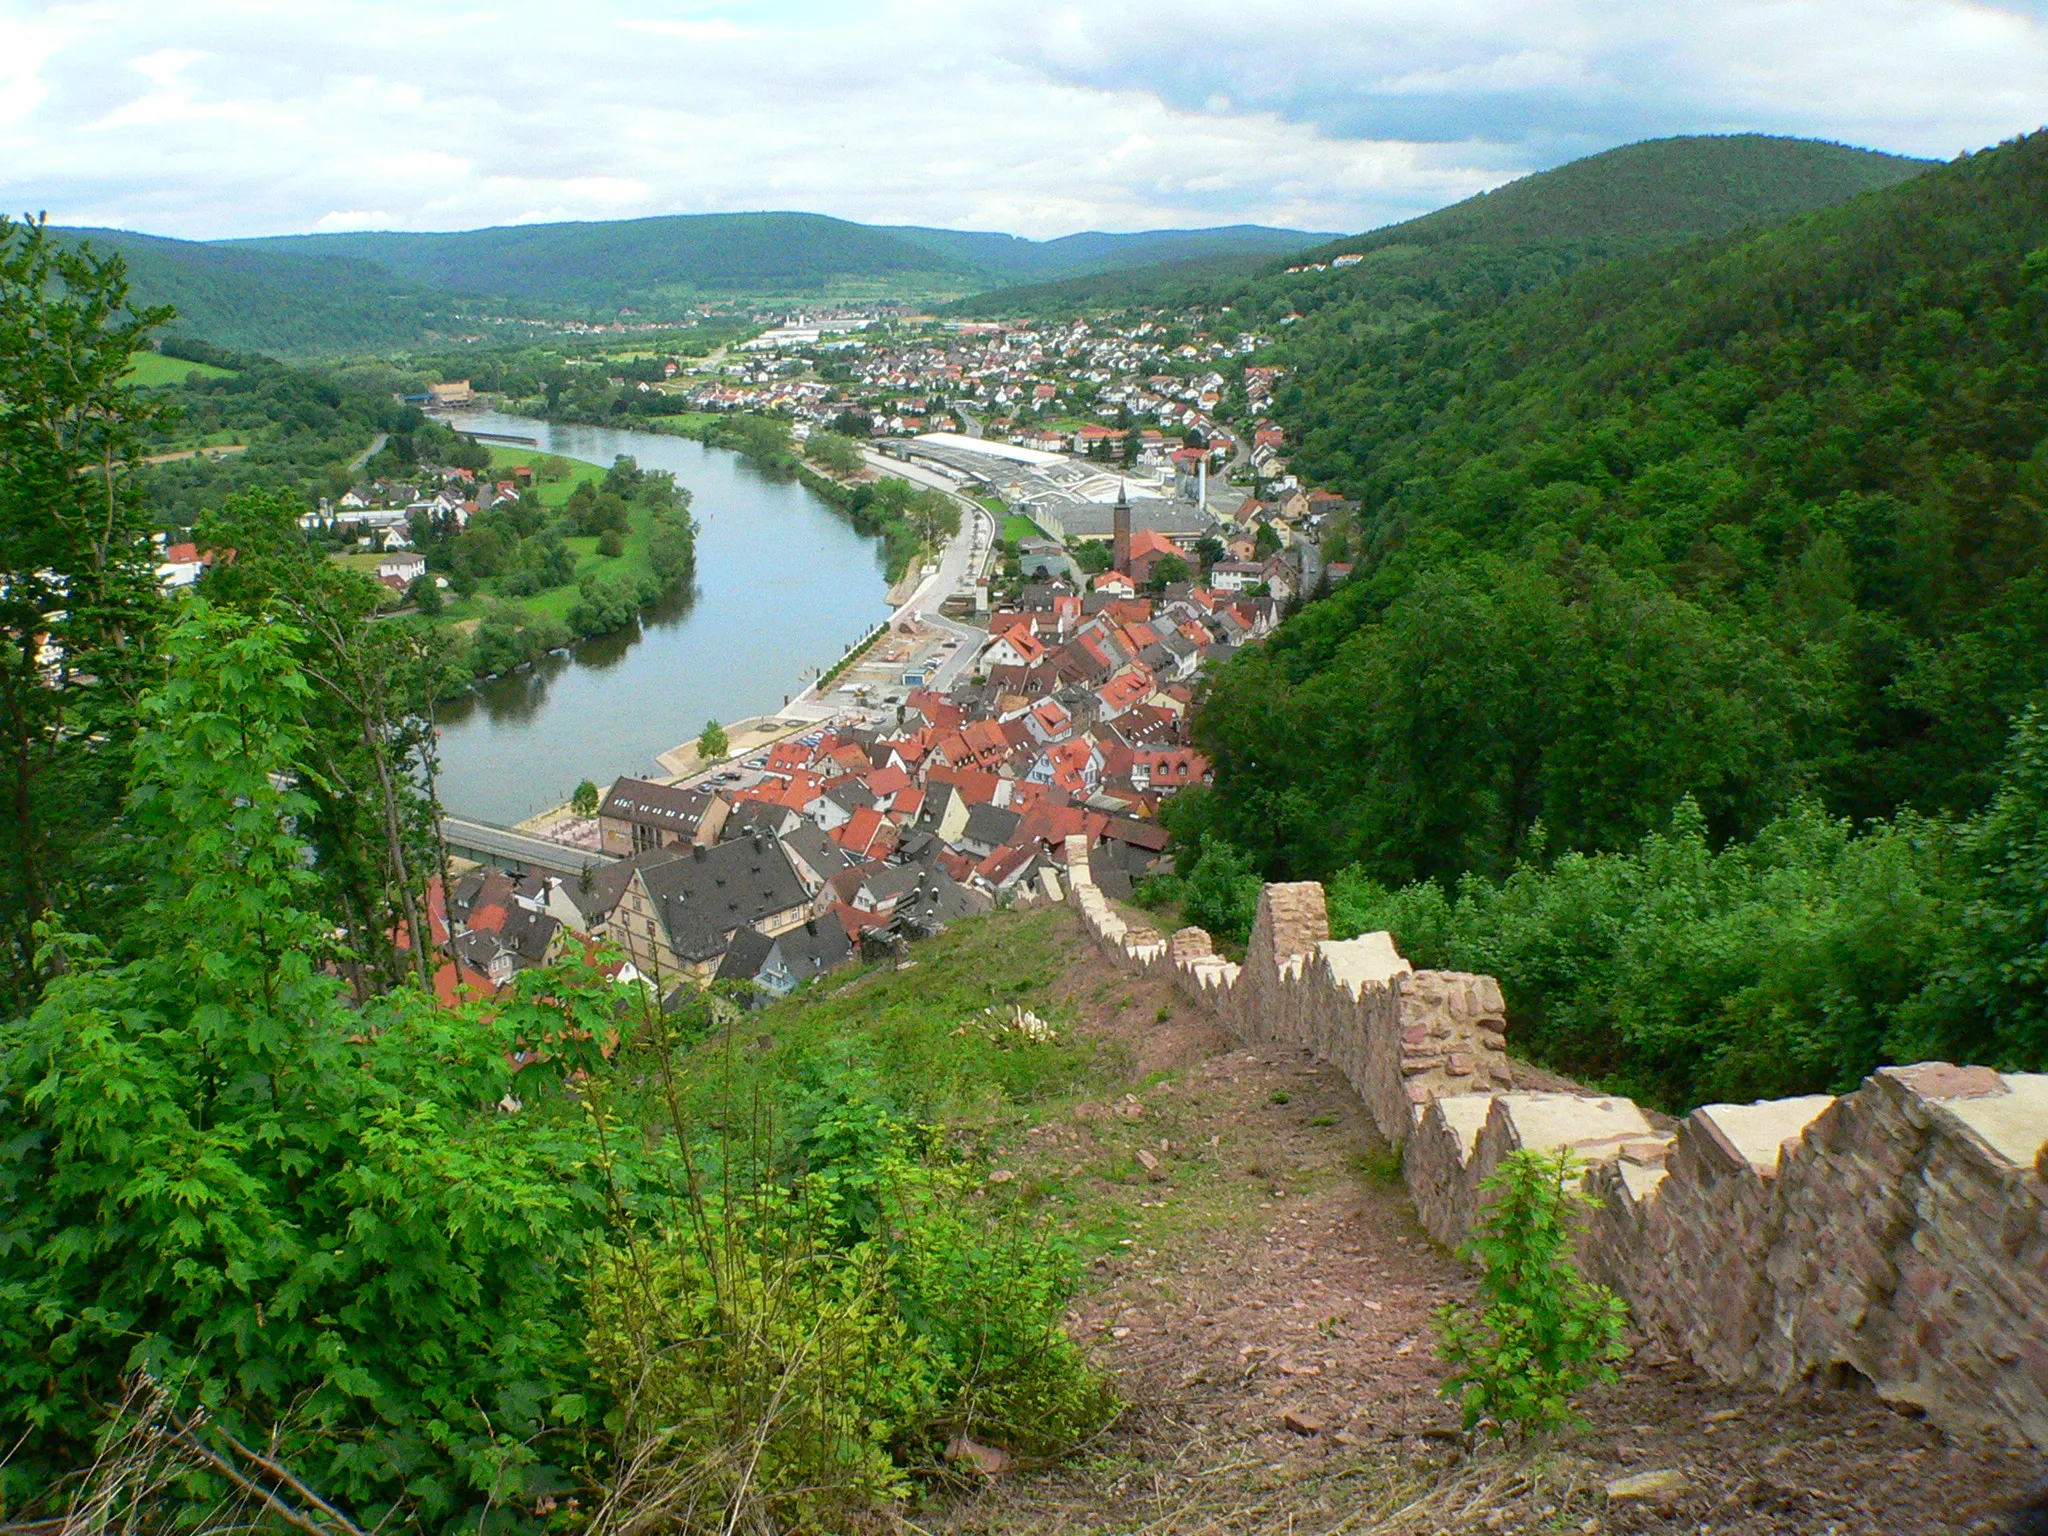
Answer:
440 816 618 879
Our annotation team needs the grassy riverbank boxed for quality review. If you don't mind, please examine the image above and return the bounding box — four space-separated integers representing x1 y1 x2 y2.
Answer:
393 444 698 685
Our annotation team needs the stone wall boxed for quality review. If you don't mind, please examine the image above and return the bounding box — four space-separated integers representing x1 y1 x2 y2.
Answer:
1062 840 2048 1449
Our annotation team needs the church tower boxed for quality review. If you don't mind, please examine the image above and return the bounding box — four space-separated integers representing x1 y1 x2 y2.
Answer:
1112 480 1132 575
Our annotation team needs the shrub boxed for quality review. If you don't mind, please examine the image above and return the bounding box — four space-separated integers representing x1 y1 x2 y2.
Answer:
1179 838 1263 943
586 1200 929 1535
584 1076 1115 1535
881 1162 1118 1459
1433 1149 1629 1436
597 527 625 558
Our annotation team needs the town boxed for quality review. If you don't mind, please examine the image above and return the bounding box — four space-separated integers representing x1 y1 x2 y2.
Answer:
432 479 1290 1005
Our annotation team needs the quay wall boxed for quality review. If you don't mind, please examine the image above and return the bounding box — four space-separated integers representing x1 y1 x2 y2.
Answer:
1061 836 2048 1449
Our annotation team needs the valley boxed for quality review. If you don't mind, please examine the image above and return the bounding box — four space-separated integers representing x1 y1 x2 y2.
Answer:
5 111 2048 1536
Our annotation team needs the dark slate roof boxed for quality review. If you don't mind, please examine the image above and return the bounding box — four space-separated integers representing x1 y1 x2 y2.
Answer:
565 851 670 926
779 916 853 980
894 864 989 936
714 926 778 985
602 776 721 834
961 802 1021 849
640 836 810 964
779 821 852 883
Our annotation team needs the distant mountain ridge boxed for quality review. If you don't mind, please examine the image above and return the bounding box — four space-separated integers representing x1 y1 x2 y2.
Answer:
953 134 1935 317
59 212 1334 356
226 214 1335 305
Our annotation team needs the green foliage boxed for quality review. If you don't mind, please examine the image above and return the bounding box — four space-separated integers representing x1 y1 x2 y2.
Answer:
698 718 729 762
1148 553 1191 590
1926 706 2048 1069
55 226 453 357
1433 1150 1629 1436
140 361 445 523
1204 133 2048 869
880 1159 1118 1458
572 778 601 819
0 214 172 1014
567 569 656 638
1327 798 1966 1109
596 526 625 558
587 1204 928 1533
0 603 624 1525
806 430 866 476
1072 539 1114 574
1177 839 1263 944
587 951 1119 1534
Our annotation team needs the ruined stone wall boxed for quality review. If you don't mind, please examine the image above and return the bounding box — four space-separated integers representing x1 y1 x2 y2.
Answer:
1062 840 2048 1449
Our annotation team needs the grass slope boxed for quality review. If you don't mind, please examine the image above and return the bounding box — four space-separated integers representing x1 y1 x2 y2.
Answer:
123 350 234 386
669 902 2038 1535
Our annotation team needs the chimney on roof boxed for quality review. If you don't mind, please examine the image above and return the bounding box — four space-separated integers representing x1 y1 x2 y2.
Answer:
693 843 706 860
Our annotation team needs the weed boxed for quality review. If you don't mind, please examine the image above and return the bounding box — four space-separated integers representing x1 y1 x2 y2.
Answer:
1350 1144 1405 1185
1433 1149 1630 1437
1155 1004 1172 1023
1308 1112 1337 1127
1269 1089 1291 1105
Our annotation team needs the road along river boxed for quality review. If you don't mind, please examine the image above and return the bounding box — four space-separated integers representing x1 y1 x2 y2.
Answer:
430 410 893 825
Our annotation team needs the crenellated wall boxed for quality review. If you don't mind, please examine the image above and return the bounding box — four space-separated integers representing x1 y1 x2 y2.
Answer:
1062 838 2048 1449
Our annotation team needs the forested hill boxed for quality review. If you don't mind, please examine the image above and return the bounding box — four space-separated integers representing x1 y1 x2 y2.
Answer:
54 228 452 355
953 134 1930 318
1187 128 2048 885
57 214 1329 355
225 214 1331 310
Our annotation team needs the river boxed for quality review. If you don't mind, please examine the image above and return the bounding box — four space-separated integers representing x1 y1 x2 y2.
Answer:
431 410 892 824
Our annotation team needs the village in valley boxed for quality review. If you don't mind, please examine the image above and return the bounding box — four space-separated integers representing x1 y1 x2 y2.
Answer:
434 472 1312 1007
397 295 1375 1010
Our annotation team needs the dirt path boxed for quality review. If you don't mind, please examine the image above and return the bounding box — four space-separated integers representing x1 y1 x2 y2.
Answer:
931 911 2041 1535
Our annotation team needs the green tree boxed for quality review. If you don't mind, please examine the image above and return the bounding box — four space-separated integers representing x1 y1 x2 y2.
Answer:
807 431 865 476
0 214 174 1011
197 490 452 994
572 778 601 818
699 718 729 762
0 602 625 1524
1148 554 1191 591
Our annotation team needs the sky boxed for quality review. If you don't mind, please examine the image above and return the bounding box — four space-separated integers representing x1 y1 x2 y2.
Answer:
5 0 2048 243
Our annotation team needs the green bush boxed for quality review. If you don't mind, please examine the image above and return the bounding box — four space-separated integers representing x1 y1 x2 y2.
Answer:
1179 838 1263 944
1433 1149 1629 1436
0 605 622 1526
1326 797 1965 1110
585 1114 1117 1535
881 1162 1118 1458
587 1204 929 1535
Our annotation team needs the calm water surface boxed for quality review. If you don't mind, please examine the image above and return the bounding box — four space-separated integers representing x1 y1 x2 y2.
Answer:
432 411 890 823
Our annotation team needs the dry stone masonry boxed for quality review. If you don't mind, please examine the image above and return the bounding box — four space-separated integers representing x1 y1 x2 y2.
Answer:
1061 836 2048 1449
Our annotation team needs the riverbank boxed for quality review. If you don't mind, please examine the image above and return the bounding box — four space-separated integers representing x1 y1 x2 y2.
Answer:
555 406 950 586
426 410 893 825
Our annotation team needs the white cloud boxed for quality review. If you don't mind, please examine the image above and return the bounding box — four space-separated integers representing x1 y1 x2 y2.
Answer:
2 0 2044 241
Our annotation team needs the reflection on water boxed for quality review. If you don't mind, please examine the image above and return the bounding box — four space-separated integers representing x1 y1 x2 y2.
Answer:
430 412 891 824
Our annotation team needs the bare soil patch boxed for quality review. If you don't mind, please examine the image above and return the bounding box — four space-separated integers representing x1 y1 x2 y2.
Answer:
928 910 2040 1535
